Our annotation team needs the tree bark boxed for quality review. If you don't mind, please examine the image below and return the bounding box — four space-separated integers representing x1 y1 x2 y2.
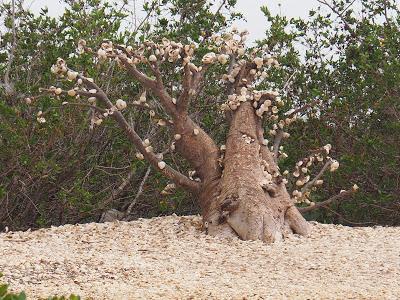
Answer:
196 102 311 242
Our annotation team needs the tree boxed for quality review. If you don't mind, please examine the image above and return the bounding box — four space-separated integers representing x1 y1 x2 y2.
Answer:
33 26 357 242
0 0 239 230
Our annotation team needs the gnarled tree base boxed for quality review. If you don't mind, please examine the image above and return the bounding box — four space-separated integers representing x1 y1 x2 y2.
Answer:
199 102 311 243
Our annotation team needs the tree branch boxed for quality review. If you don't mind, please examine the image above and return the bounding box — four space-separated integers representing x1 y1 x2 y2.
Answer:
316 0 356 38
272 130 284 163
298 189 355 213
79 75 200 193
301 159 332 193
118 56 179 118
124 166 151 218
285 99 320 118
100 168 136 209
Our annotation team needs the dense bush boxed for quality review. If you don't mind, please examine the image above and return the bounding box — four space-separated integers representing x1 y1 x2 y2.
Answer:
260 0 400 225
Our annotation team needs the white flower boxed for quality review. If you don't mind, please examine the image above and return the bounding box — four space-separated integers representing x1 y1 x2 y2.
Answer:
67 90 76 97
25 98 32 105
237 48 245 56
330 160 339 172
174 134 182 140
97 48 107 59
315 180 324 186
116 99 127 110
67 71 78 81
158 161 166 170
145 146 153 153
280 152 288 159
139 91 147 103
55 88 62 95
157 119 166 126
323 144 332 154
51 65 59 74
202 52 216 64
264 99 271 107
254 57 263 68
136 152 144 160
149 54 157 62
88 97 97 103
193 128 199 135
143 139 150 146
217 54 229 65
352 184 359 191
37 116 46 123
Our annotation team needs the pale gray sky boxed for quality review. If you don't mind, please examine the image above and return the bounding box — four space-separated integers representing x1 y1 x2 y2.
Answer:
25 0 321 43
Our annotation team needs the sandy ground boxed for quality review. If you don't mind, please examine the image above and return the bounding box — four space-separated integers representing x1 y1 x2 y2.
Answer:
0 215 399 300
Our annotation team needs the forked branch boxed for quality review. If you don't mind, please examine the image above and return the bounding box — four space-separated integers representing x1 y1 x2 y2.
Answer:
79 75 200 193
299 189 355 213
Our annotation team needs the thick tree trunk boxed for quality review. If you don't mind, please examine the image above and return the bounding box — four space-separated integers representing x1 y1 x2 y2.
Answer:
198 102 311 242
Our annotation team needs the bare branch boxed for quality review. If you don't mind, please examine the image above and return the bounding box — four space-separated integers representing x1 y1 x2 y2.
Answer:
301 160 332 193
272 130 284 163
285 99 320 118
62 102 107 114
316 0 356 38
124 166 151 218
177 63 193 112
298 189 355 213
78 75 200 192
100 168 136 209
118 56 179 118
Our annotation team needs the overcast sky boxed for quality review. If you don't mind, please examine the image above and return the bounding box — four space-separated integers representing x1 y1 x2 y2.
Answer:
25 0 321 43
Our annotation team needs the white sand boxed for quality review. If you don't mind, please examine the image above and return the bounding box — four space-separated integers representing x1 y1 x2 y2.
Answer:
1 215 399 299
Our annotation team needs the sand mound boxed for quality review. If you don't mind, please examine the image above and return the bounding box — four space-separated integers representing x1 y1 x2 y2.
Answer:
1 215 399 299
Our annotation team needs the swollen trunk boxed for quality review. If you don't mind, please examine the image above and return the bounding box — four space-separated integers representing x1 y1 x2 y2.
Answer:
201 102 310 242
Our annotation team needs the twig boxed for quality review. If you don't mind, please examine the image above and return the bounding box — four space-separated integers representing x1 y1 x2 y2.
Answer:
285 99 320 118
124 166 151 218
298 189 355 213
100 168 136 209
301 160 332 194
272 130 284 163
316 0 356 38
77 74 200 192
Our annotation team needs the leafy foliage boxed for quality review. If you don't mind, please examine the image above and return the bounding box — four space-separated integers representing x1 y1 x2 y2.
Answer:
259 0 400 225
